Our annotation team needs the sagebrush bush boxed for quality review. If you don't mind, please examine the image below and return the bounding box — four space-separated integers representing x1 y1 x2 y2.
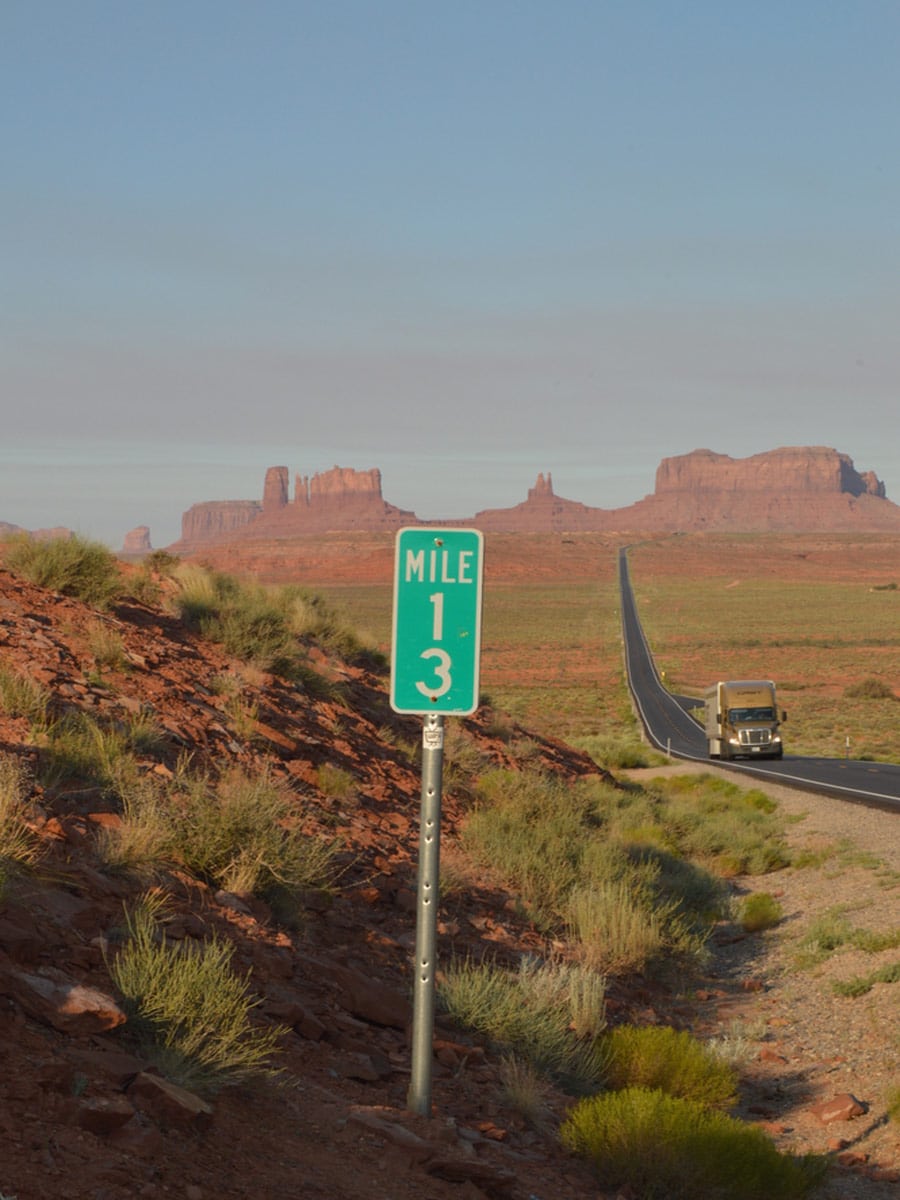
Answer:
315 762 357 801
5 534 122 609
602 1024 737 1111
561 1087 827 1199
566 880 698 975
109 899 283 1092
498 1054 552 1127
463 769 612 925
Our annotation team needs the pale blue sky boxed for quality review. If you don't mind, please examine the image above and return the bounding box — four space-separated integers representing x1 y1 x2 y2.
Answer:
3 1 899 547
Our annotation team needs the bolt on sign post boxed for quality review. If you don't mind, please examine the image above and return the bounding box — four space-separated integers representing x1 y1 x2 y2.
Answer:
390 527 484 1116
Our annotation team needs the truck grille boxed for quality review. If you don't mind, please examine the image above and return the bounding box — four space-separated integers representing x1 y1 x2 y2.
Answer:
739 729 772 746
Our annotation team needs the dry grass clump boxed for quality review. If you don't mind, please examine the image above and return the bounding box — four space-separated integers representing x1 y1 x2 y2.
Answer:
0 664 51 727
0 757 41 895
437 956 607 1091
109 897 283 1093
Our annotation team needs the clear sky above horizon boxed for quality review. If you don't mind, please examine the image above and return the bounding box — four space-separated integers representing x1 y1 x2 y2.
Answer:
3 1 900 548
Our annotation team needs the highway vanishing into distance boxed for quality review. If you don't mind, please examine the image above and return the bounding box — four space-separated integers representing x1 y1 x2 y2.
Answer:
619 549 900 815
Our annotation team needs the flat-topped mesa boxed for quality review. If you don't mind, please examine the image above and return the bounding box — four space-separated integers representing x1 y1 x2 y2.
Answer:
655 447 886 497
179 500 263 546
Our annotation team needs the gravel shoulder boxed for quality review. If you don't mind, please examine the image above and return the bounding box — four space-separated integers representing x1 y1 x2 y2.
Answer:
625 762 900 1198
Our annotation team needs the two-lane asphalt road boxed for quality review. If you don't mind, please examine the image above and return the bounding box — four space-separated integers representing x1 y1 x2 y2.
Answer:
619 549 900 814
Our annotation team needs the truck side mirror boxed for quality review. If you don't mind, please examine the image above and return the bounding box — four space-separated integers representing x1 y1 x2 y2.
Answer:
781 710 787 722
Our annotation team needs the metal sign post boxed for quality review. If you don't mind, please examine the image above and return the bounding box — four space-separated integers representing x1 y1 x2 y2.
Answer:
390 528 484 1116
407 712 444 1115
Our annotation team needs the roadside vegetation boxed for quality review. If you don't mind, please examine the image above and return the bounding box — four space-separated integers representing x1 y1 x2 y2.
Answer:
4 531 897 1194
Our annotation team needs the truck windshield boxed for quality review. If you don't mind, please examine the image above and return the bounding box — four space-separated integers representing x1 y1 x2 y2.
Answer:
728 706 776 723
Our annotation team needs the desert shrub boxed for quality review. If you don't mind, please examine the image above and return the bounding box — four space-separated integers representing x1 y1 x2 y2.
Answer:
5 534 122 609
109 898 283 1092
650 775 790 875
561 1087 826 1199
565 880 701 976
437 956 606 1090
601 1025 737 1111
172 566 370 682
705 1018 766 1068
0 665 50 727
739 892 784 932
844 677 895 700
144 549 180 575
171 766 335 902
441 722 490 800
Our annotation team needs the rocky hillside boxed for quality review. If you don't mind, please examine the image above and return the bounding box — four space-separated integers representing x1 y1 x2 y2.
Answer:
0 553 615 1200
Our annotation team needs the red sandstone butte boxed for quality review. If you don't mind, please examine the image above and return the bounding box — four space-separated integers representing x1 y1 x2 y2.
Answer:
166 447 900 555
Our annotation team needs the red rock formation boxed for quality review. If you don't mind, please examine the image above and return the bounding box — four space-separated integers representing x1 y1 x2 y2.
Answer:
263 466 289 511
167 447 900 553
120 526 152 556
170 466 414 553
655 446 884 497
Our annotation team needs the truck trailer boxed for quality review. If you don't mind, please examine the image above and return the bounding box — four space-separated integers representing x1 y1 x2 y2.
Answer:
704 680 785 760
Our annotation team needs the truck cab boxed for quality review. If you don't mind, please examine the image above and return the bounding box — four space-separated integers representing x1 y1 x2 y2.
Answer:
705 680 785 760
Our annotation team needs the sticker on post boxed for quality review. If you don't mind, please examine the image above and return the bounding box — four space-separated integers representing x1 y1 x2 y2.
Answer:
422 724 444 751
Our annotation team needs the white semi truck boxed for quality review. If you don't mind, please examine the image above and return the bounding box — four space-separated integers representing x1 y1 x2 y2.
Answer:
704 680 785 760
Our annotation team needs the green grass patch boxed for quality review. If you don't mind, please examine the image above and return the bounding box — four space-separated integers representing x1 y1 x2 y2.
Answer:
796 906 900 968
832 961 900 998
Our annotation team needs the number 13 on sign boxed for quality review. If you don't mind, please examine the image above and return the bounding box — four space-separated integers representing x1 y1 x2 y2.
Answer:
390 528 484 715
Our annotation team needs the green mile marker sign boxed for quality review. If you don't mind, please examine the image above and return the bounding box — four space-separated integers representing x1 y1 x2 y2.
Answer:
390 527 484 715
